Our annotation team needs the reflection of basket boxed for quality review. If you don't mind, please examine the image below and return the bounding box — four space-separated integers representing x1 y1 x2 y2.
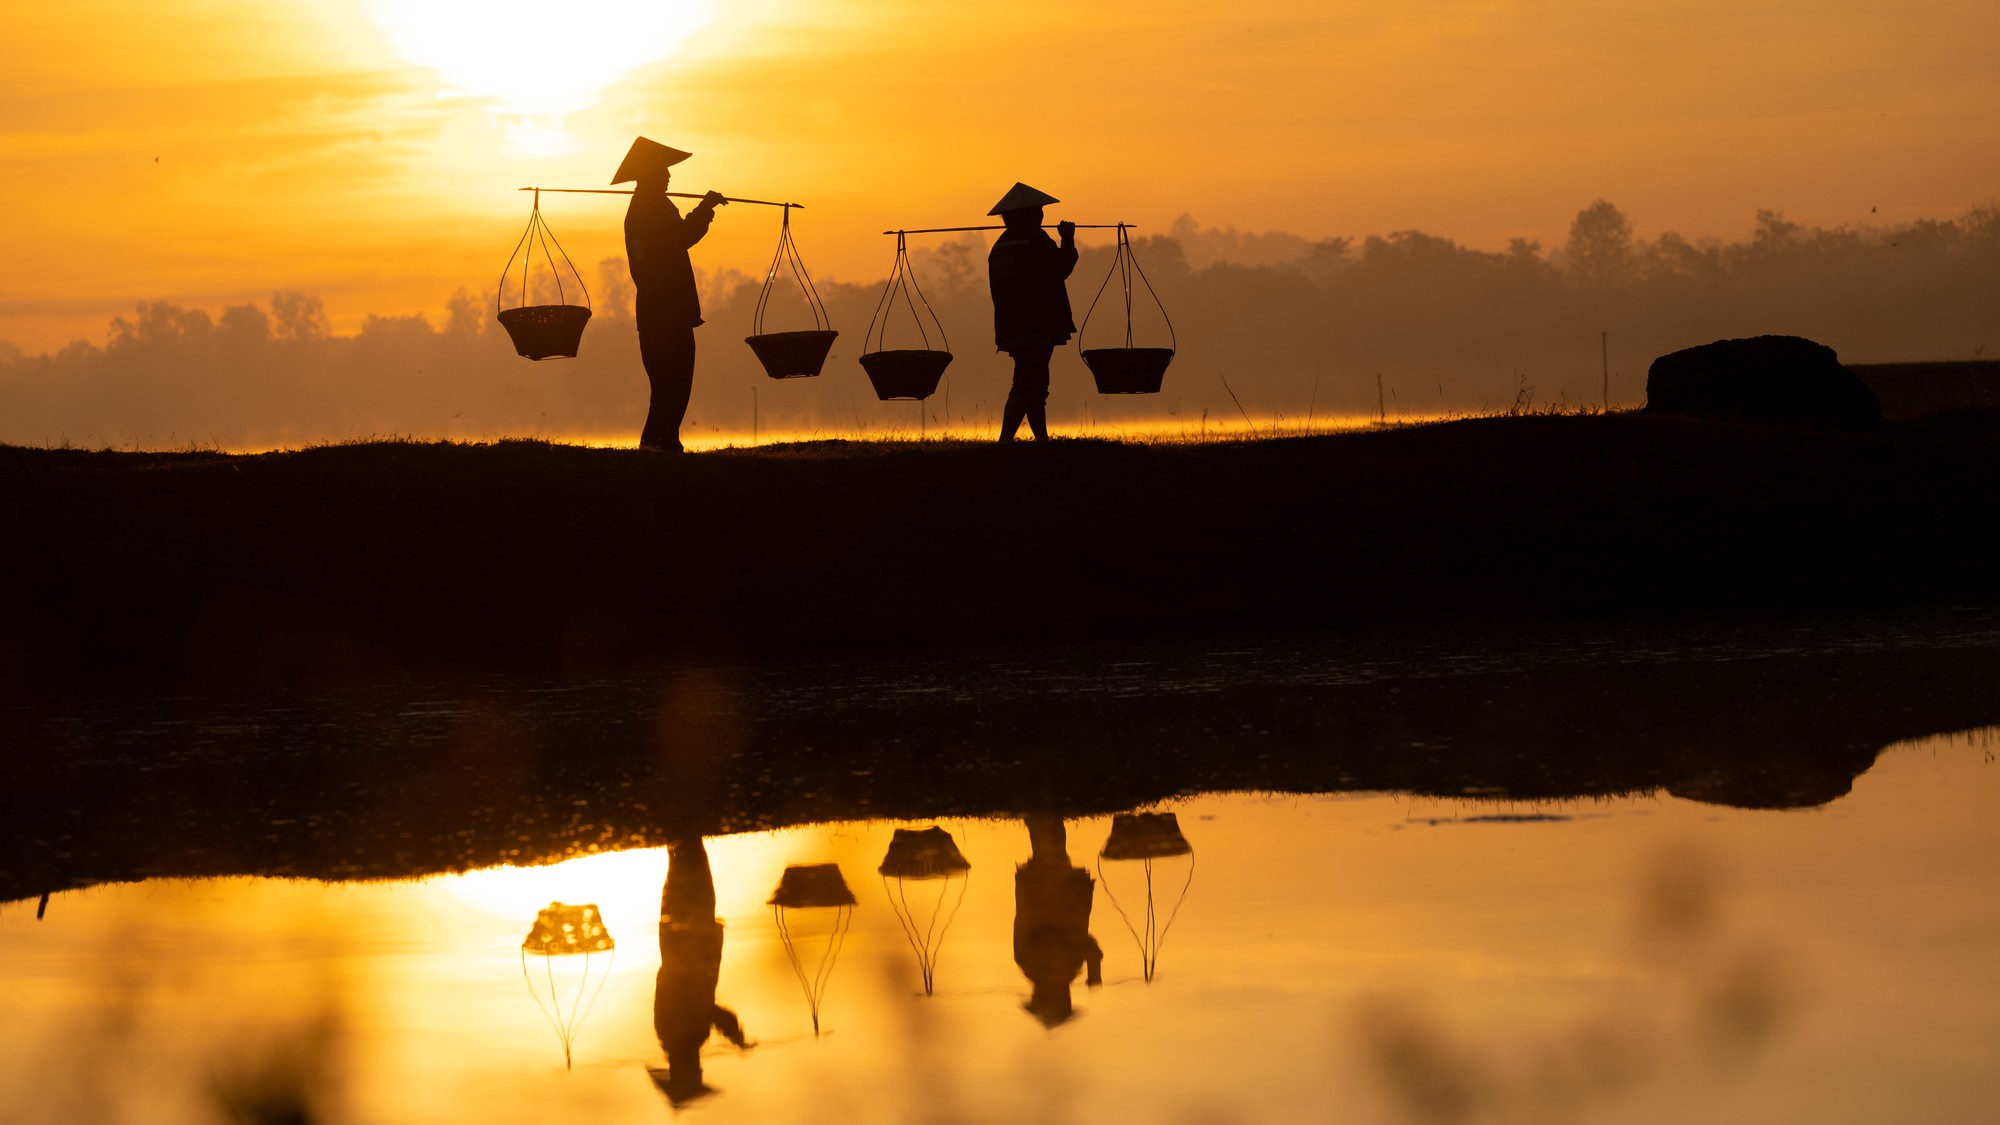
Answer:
769 863 858 908
499 305 592 360
1101 812 1193 860
879 827 971 879
521 901 614 954
861 350 952 401
1084 348 1174 395
747 329 838 379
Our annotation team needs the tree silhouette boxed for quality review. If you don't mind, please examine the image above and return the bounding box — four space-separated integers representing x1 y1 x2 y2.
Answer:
1565 199 1635 290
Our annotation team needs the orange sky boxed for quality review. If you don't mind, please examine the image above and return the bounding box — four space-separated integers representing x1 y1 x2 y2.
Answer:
3 0 1995 354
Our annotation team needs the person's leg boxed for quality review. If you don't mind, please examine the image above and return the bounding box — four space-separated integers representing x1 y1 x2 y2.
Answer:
663 838 717 920
999 396 1026 442
1020 347 1053 440
1001 347 1054 442
639 325 697 450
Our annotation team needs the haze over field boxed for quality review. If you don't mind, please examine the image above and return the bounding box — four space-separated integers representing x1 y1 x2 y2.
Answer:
3 0 1995 444
3 199 2000 444
1 204 1993 448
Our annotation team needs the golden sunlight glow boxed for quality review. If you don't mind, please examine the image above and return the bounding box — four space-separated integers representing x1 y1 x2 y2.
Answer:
367 0 714 115
441 848 667 921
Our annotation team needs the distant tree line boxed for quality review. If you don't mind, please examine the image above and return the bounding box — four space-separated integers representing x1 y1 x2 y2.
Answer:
2 202 1993 447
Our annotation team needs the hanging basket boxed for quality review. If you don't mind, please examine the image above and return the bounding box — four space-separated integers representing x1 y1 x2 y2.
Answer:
1076 223 1175 395
861 349 952 401
1083 347 1175 394
500 305 593 361
746 205 837 378
861 231 953 401
496 189 592 361
747 329 839 380
1101 812 1193 860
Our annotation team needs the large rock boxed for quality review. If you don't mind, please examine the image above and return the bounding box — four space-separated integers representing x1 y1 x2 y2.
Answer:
1646 335 1881 430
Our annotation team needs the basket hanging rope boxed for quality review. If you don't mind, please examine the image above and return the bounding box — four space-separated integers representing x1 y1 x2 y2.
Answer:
746 204 838 379
859 232 953 401
1076 223 1175 394
496 189 592 360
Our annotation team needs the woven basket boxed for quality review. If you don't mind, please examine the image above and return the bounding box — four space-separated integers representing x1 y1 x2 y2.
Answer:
747 329 838 380
499 305 591 360
860 349 952 401
1083 347 1173 394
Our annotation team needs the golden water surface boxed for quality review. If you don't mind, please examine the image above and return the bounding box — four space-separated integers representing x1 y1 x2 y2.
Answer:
4 729 1996 1124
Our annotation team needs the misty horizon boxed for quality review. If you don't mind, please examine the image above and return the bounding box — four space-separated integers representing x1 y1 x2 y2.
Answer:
3 200 1993 449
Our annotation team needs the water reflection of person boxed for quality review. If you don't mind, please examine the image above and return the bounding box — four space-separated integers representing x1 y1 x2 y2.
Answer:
1014 815 1103 1027
649 835 750 1107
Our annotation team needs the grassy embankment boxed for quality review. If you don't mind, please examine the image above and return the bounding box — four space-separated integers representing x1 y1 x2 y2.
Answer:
2 409 1996 692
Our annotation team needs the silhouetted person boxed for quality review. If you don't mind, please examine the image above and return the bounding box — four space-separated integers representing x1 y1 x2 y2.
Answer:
618 137 728 452
987 183 1077 442
649 835 749 1107
1014 814 1103 1027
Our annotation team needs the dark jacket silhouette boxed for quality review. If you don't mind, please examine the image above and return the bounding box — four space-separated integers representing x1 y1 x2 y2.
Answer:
627 194 714 331
989 225 1077 352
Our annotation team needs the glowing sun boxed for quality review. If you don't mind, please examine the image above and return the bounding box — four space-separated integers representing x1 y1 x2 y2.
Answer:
369 0 714 115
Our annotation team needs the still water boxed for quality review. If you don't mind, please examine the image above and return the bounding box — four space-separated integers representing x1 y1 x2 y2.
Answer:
5 727 1996 1124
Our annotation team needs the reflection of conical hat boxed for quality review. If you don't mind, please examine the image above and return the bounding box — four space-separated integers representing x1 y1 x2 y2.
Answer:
1023 993 1080 1028
521 901 615 954
1101 812 1193 860
647 1064 715 1106
878 826 972 879
768 863 858 908
987 182 1059 215
612 136 692 184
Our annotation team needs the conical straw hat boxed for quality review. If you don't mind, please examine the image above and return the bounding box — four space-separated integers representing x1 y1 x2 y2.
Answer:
987 182 1059 215
612 136 692 184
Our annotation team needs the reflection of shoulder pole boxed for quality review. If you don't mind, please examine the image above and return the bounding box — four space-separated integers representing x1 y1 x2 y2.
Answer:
518 187 804 209
885 224 1133 235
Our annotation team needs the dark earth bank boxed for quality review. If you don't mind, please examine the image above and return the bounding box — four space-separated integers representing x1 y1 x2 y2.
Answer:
3 410 1997 694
